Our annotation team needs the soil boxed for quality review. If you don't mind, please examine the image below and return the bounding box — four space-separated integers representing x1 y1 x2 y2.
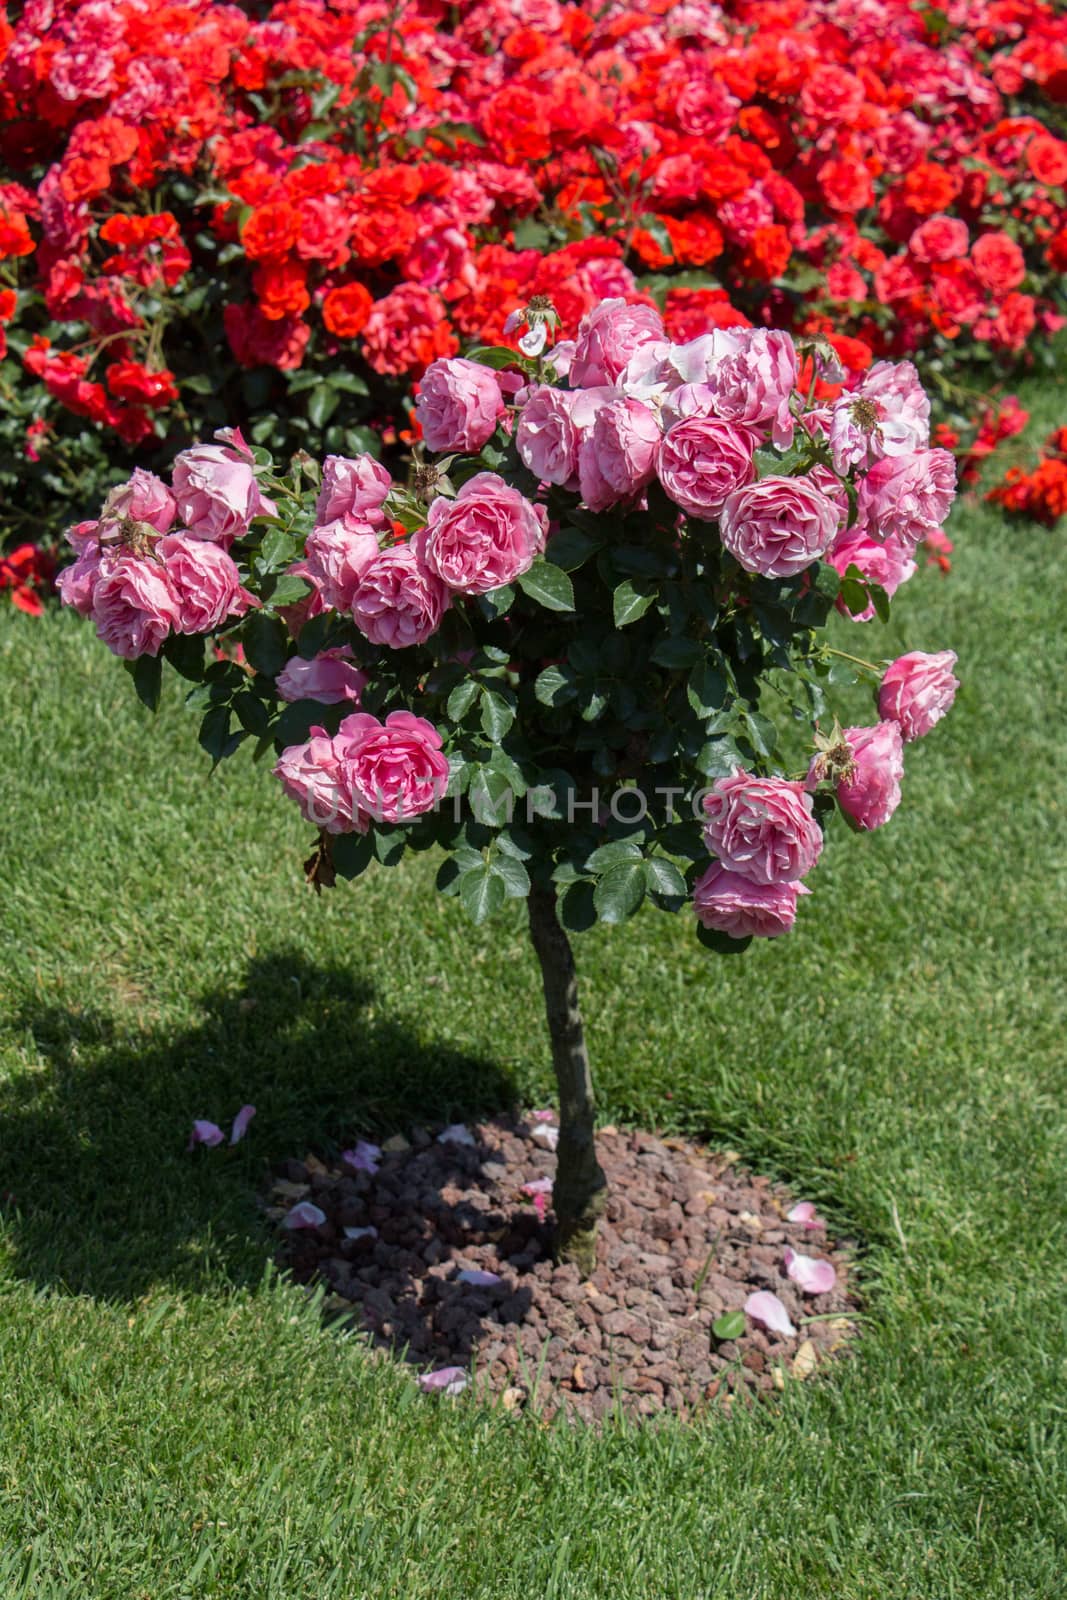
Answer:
270 1115 859 1424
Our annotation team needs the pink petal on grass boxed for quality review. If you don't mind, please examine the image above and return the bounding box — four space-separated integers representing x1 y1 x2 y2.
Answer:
230 1104 256 1145
417 1366 468 1396
437 1123 477 1147
457 1269 503 1287
784 1247 836 1295
786 1200 825 1230
342 1140 381 1174
284 1201 326 1230
744 1291 796 1337
188 1120 224 1150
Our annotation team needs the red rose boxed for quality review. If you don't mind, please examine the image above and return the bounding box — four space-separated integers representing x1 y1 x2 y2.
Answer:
971 232 1026 293
322 282 373 339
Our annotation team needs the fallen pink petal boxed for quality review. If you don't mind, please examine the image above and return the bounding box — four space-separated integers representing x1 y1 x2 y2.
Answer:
521 1177 553 1197
786 1200 825 1230
229 1104 256 1144
531 1123 560 1151
188 1120 224 1150
457 1268 503 1287
342 1140 382 1174
784 1248 837 1295
342 1225 378 1242
744 1291 797 1338
417 1366 469 1396
437 1123 476 1147
283 1201 327 1230
530 1109 557 1123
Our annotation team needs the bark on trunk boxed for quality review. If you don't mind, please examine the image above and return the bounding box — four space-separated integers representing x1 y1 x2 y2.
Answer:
527 881 606 1273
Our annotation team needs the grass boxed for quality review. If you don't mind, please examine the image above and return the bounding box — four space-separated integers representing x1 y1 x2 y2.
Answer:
1 377 1065 1598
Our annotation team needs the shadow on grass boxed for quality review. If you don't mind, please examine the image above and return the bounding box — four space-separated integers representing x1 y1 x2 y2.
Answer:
0 949 516 1303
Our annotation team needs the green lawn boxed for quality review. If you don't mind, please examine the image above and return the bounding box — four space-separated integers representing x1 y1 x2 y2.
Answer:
1 380 1065 1599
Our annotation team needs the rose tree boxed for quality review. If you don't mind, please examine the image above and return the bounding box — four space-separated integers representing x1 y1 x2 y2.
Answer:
58 298 960 1270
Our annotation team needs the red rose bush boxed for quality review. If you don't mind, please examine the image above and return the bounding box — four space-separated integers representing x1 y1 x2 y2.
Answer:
57 301 960 1264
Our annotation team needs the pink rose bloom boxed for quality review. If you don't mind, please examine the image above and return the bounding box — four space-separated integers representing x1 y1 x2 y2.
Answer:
336 710 450 822
273 729 360 835
827 525 916 619
516 386 579 486
693 862 808 939
720 476 840 578
315 454 391 531
422 471 547 595
275 647 367 705
857 449 956 554
103 468 176 533
705 329 798 450
171 443 276 546
578 397 660 509
351 534 451 649
702 771 822 884
657 417 759 519
908 215 969 264
303 521 380 613
833 722 904 830
158 534 254 634
878 650 959 741
415 358 505 454
569 297 665 388
57 543 109 617
90 553 181 659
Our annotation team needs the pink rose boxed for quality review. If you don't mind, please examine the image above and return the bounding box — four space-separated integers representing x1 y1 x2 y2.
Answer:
351 534 451 649
878 650 959 741
702 771 822 884
693 862 807 939
720 475 840 577
315 454 391 531
275 647 367 705
569 297 664 387
705 329 798 450
158 534 254 634
103 468 176 533
832 722 904 830
657 417 759 519
273 729 360 834
826 525 916 619
516 385 580 486
171 443 276 546
303 521 380 612
57 542 108 617
335 710 450 822
909 215 969 263
90 552 181 659
415 358 505 454
422 471 547 595
577 397 661 510
857 449 956 554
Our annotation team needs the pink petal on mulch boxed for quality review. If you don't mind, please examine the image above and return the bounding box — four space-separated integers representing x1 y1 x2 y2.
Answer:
531 1123 559 1151
784 1248 836 1295
230 1104 256 1145
417 1366 469 1395
787 1200 825 1230
343 1225 378 1242
284 1201 326 1230
188 1120 224 1150
342 1140 381 1174
457 1269 503 1287
744 1291 796 1338
521 1177 553 1197
437 1123 477 1147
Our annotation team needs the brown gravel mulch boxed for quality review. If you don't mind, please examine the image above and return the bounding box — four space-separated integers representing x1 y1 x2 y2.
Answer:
269 1115 859 1424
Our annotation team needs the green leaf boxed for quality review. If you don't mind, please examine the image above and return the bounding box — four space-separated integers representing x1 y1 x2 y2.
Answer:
546 526 601 571
644 857 688 898
373 830 406 867
492 852 530 899
687 659 728 717
534 664 579 707
232 690 271 736
162 634 206 682
869 582 891 624
712 1310 746 1341
696 924 753 956
480 688 515 742
559 879 597 933
242 614 290 677
477 583 514 621
586 839 643 872
459 863 507 924
198 704 233 764
517 558 575 613
697 737 744 779
267 574 310 607
593 861 646 924
742 712 778 761
307 384 340 430
613 579 655 628
332 833 374 880
463 345 524 371
650 636 701 670
446 679 480 721
128 654 163 713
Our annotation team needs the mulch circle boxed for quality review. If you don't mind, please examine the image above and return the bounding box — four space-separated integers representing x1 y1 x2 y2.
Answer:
269 1115 859 1424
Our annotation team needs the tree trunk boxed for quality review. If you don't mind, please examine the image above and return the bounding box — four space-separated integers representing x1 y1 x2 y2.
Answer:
526 881 606 1273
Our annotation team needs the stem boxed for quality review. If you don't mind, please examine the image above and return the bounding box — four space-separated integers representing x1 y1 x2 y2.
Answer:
824 645 884 675
526 881 606 1274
